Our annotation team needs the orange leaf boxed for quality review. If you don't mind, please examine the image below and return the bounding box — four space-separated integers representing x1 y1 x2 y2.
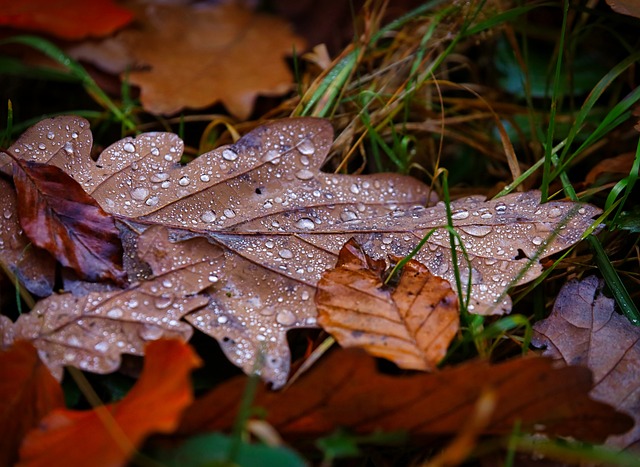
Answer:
18 339 202 467
178 349 633 444
0 341 64 467
316 238 459 370
0 0 133 40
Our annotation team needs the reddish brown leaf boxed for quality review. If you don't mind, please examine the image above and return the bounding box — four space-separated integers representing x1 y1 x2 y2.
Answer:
18 339 201 467
316 238 459 370
12 160 125 284
532 276 640 450
606 0 640 19
178 349 632 444
0 0 133 40
0 341 64 467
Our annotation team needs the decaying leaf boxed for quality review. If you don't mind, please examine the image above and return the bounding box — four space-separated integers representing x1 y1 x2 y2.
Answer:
0 178 55 297
316 238 458 370
178 349 633 444
0 0 133 40
0 341 64 467
532 276 640 450
606 0 640 19
12 160 125 284
0 227 214 380
1 116 600 387
67 2 305 118
18 339 201 467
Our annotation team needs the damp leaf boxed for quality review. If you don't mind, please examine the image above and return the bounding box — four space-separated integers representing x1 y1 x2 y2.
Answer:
316 238 459 370
18 339 201 467
178 349 633 444
2 116 600 387
532 276 640 450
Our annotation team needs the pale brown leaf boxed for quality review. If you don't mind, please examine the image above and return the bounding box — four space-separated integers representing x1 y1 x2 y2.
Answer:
67 2 305 118
532 276 640 450
2 116 600 387
316 238 458 370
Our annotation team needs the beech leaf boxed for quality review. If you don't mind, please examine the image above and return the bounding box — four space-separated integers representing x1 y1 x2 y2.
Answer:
316 238 459 370
1 116 600 387
178 349 633 444
0 341 64 467
532 276 640 450
17 339 201 467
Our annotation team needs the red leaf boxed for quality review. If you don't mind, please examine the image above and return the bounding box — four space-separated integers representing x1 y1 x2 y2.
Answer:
0 341 64 467
0 0 133 40
18 339 202 467
13 161 126 284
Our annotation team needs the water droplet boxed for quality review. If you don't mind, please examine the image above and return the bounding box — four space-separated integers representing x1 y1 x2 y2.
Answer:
154 295 173 309
221 148 238 161
162 279 173 288
578 207 586 215
301 290 310 301
451 209 469 220
217 315 228 324
276 310 296 326
349 184 360 194
481 212 492 219
140 324 163 340
548 207 562 218
151 147 160 156
295 169 314 180
178 176 190 186
382 237 393 245
95 341 109 352
263 200 273 209
298 138 315 155
460 225 492 237
495 203 507 214
265 240 275 248
3 209 12 219
46 131 55 140
151 172 169 183
279 249 293 259
123 142 136 153
145 196 159 206
64 142 73 154
38 143 46 150
200 174 210 182
106 308 123 318
295 218 315 230
532 236 543 246
223 208 236 218
340 210 358 222
201 210 217 223
262 150 281 163
130 187 149 201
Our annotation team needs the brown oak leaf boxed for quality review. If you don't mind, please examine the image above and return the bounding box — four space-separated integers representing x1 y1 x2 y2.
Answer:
67 2 305 118
316 238 458 370
1 116 600 387
532 276 640 450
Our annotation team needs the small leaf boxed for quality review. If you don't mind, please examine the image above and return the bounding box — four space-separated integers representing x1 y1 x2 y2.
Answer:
316 238 459 370
18 339 201 467
12 160 125 284
0 341 64 467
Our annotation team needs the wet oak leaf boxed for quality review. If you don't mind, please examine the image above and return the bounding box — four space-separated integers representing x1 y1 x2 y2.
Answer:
316 238 458 370
17 339 201 467
0 341 64 467
2 116 599 388
532 276 640 450
178 349 633 444
0 0 133 40
11 159 126 284
0 227 215 380
67 2 305 118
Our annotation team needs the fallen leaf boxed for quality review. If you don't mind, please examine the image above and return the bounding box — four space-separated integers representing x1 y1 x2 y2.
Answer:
606 0 640 19
0 341 64 467
11 159 125 284
316 238 458 370
68 2 305 118
0 226 214 380
178 349 633 444
0 177 55 297
1 116 600 387
585 152 636 184
0 0 133 40
18 339 201 467
532 276 640 450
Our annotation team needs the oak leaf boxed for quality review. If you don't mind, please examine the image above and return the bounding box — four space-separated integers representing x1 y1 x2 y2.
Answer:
532 276 640 450
316 238 458 370
67 2 305 118
17 339 201 467
0 341 64 467
178 349 633 444
1 116 600 387
0 0 133 40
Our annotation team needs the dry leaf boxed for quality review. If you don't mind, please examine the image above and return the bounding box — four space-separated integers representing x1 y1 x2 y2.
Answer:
18 339 201 467
316 238 458 370
0 341 64 467
0 178 55 297
605 0 640 19
178 349 633 444
0 0 133 40
68 2 305 118
0 226 214 380
1 116 600 387
532 276 640 450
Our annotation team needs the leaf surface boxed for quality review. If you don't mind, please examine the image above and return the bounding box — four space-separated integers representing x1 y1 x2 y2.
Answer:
532 276 640 450
178 349 633 444
18 339 201 467
316 238 458 370
0 341 64 467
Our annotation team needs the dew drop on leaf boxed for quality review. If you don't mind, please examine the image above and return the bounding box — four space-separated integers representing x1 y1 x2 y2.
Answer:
297 138 315 155
295 218 315 230
222 148 238 161
123 142 136 153
295 169 314 180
